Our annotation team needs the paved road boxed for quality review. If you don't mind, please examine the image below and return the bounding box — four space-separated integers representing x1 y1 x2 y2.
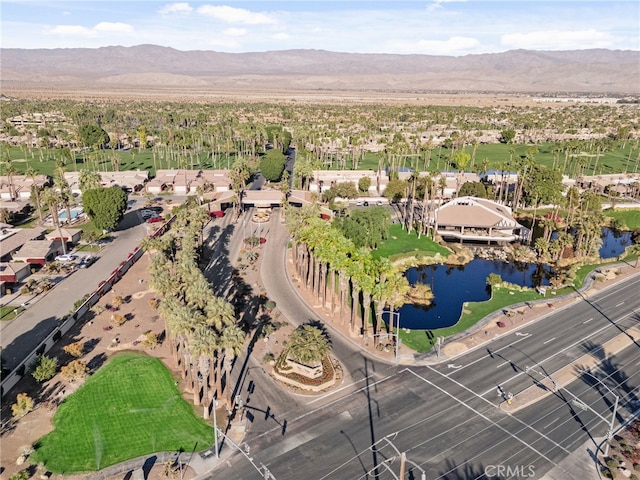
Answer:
1 204 150 370
206 214 639 480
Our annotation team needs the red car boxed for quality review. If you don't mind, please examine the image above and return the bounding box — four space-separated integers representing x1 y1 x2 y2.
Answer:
209 210 225 218
147 216 164 223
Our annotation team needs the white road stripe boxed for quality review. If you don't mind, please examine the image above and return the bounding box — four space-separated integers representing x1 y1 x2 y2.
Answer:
543 337 556 345
424 366 570 454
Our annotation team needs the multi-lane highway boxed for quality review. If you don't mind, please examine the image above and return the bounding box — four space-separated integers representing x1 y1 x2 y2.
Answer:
212 209 639 479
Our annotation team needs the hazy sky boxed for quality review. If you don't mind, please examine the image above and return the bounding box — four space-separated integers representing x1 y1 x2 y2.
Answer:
2 1 639 55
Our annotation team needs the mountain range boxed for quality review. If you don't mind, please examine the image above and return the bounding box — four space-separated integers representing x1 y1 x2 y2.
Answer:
1 45 638 95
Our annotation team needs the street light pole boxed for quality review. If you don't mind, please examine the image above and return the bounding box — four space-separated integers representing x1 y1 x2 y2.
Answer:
579 369 620 457
212 399 219 458
382 309 401 360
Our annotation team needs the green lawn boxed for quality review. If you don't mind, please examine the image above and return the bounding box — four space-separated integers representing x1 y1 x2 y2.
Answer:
399 258 631 353
3 139 636 178
320 141 637 176
373 224 451 260
30 353 213 473
0 305 24 320
603 208 640 230
3 145 237 178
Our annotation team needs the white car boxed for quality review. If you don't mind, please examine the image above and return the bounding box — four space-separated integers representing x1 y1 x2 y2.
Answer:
55 254 77 262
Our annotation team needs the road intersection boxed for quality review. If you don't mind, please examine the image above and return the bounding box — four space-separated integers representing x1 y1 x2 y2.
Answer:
212 209 639 480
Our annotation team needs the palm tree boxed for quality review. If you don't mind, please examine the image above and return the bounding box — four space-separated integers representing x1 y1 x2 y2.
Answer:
188 326 218 413
40 186 67 255
25 167 44 222
78 169 101 193
3 158 18 201
286 324 330 366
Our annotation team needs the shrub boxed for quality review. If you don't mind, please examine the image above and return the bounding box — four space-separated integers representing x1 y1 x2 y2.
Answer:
9 469 31 480
11 393 34 417
601 468 613 479
111 295 123 308
148 297 160 310
143 331 158 349
111 313 126 327
60 360 89 381
486 273 503 287
32 355 58 382
634 463 640 472
263 353 275 363
606 457 619 469
63 341 84 358
73 294 90 310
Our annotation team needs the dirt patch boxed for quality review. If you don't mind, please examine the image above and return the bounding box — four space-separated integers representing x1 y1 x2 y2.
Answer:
0 254 182 480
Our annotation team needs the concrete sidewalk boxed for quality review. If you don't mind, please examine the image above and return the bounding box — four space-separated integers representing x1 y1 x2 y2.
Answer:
501 325 640 413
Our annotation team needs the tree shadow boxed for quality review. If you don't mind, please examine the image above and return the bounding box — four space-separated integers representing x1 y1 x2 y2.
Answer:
438 458 505 480
87 352 108 373
578 340 639 413
83 337 101 355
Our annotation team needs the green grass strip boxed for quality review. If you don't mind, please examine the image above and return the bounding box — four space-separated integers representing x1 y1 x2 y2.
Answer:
31 352 213 473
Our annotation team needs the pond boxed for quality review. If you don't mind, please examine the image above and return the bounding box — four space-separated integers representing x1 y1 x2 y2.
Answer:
396 259 553 330
599 228 633 259
391 227 633 331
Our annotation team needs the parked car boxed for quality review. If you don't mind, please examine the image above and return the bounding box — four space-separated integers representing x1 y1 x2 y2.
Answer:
209 210 225 218
147 216 164 223
140 210 156 219
55 254 77 262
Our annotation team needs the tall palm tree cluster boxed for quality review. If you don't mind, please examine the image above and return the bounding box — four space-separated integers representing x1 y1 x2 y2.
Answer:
532 186 606 262
142 200 245 417
285 204 410 345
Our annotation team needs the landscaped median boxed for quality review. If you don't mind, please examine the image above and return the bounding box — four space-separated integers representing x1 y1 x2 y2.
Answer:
29 352 213 473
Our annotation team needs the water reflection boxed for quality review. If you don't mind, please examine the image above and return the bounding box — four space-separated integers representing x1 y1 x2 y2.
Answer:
398 259 553 330
395 227 632 331
599 228 632 258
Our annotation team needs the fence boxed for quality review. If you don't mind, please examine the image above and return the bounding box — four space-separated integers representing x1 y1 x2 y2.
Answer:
1 217 175 398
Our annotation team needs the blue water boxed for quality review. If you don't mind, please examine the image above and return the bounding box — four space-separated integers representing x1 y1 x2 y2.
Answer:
391 228 633 331
58 208 83 220
396 259 553 330
599 228 633 259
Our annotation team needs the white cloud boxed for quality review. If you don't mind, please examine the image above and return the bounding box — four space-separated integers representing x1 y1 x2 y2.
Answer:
197 5 276 25
272 33 289 40
93 22 134 34
50 25 93 37
223 28 246 37
158 3 193 16
49 22 134 38
501 29 618 50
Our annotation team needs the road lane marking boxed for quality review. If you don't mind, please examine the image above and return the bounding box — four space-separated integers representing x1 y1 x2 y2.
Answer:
443 334 533 374
407 369 559 462
422 366 570 455
492 309 639 389
543 337 556 345
544 417 560 429
583 317 593 324
616 302 626 307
